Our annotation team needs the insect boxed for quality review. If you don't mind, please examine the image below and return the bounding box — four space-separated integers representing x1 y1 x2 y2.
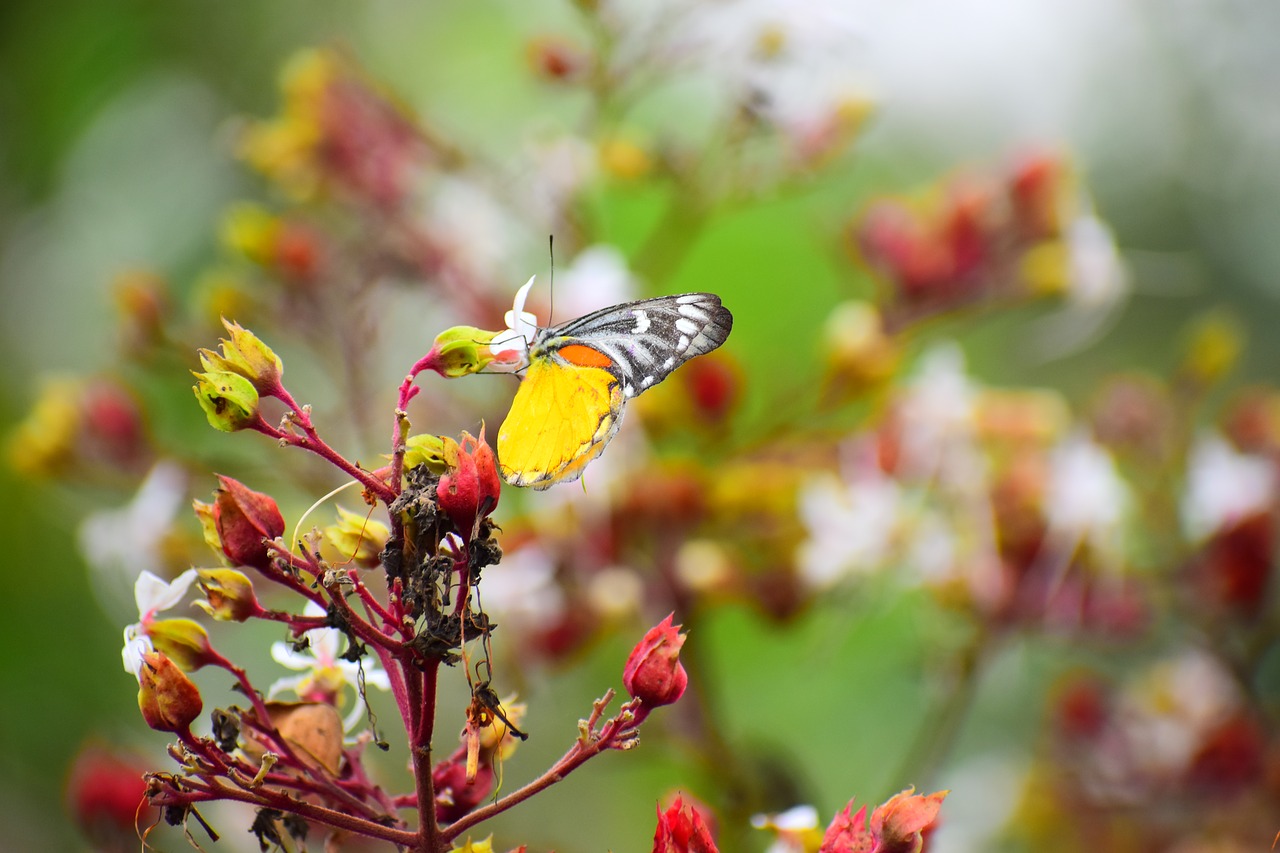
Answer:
497 290 733 489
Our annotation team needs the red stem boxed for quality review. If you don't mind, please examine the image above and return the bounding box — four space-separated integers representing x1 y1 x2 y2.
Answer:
155 776 418 848
440 696 642 842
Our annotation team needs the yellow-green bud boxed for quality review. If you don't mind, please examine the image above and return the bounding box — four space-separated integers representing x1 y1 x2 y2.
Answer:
147 617 217 671
428 326 502 378
196 319 284 396
195 568 262 622
323 507 390 568
404 434 454 474
192 370 260 432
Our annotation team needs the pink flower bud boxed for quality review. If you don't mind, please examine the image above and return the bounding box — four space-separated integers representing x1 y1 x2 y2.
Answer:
437 430 501 538
212 475 285 570
66 746 156 848
624 614 688 709
653 794 719 853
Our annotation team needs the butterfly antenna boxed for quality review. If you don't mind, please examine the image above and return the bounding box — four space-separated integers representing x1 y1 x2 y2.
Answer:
548 234 556 326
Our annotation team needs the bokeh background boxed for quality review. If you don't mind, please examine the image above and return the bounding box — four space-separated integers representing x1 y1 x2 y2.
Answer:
3 1 1280 851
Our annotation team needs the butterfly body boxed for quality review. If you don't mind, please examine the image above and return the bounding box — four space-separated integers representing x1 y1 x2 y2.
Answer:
498 293 733 489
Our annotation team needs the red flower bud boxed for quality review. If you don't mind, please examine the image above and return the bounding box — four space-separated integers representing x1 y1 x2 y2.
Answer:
432 751 495 824
471 429 502 519
212 475 285 570
653 795 719 853
136 651 203 734
624 614 688 709
66 746 156 849
437 430 501 538
525 35 589 82
818 801 872 853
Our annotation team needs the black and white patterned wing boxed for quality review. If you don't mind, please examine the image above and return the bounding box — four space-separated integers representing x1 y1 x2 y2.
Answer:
546 293 733 397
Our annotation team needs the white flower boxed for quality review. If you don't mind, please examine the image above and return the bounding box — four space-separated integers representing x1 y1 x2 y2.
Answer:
268 603 391 732
751 804 820 853
477 543 567 632
121 568 198 676
1044 432 1129 546
796 440 902 589
1181 432 1275 541
80 460 187 618
1067 214 1128 310
488 276 540 371
1115 649 1241 784
896 344 979 484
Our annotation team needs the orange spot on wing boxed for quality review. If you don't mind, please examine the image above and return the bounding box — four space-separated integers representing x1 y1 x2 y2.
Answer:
558 344 614 369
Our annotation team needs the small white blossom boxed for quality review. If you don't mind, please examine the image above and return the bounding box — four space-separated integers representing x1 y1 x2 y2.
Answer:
121 568 198 676
1067 214 1129 310
1181 432 1275 542
269 603 391 731
478 543 567 632
1045 432 1129 547
796 441 902 589
488 276 539 370
751 804 820 853
896 344 979 484
80 460 187 618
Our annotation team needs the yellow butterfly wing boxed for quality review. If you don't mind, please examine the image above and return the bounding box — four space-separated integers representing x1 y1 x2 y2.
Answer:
497 352 624 490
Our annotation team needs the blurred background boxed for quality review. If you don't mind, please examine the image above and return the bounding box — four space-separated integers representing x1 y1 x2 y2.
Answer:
3 1 1280 850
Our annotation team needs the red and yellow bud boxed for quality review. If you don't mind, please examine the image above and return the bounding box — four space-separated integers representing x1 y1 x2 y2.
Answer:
869 788 948 853
193 369 261 432
433 753 494 824
323 506 390 568
112 268 170 354
136 651 203 734
212 475 286 571
1008 150 1070 241
195 568 264 622
525 35 589 82
623 614 688 709
192 499 224 562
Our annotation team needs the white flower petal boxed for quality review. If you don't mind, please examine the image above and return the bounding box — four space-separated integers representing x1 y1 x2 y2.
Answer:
342 701 368 733
362 668 392 692
270 641 317 671
122 628 153 677
1182 433 1275 541
308 627 342 666
503 276 540 346
266 673 308 700
133 568 198 617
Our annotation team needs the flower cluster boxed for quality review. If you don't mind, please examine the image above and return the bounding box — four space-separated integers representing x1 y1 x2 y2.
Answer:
12 6 1279 851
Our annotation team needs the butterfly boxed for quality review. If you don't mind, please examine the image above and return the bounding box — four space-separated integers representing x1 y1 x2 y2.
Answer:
497 289 733 489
